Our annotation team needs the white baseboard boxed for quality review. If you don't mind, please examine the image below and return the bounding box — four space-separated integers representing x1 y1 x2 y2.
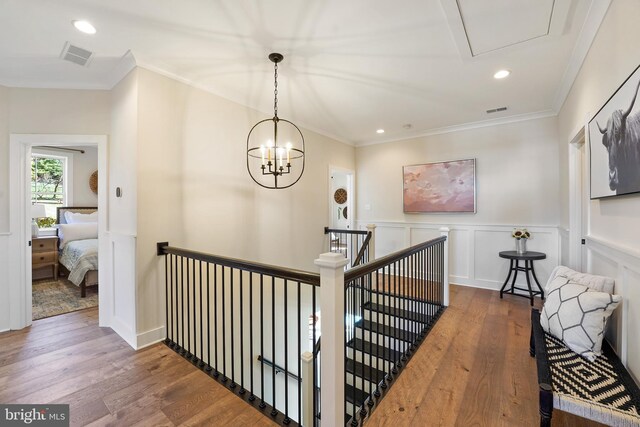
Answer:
136 326 166 350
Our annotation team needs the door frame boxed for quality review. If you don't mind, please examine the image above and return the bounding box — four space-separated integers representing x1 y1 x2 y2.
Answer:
568 125 587 271
328 166 355 230
9 134 110 329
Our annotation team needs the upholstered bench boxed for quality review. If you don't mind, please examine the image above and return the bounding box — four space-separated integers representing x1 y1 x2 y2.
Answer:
530 308 640 426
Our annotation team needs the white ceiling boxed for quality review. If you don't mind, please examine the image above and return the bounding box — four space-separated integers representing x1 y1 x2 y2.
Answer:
0 0 606 145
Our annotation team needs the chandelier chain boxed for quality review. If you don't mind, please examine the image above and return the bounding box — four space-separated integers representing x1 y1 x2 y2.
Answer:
274 61 278 118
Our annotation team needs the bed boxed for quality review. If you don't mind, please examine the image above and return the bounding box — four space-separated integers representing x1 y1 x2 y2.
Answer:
56 207 98 298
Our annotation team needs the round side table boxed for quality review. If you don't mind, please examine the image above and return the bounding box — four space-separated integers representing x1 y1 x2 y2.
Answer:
498 250 546 306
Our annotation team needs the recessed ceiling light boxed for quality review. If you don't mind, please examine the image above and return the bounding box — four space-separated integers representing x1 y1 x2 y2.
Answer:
376 129 385 134
73 20 96 35
494 69 511 79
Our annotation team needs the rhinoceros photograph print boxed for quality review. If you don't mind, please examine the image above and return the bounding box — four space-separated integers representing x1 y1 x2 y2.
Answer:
589 64 640 199
403 159 476 213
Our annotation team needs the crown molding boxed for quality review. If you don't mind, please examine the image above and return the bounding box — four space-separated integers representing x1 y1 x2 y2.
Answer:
107 50 137 89
552 0 612 113
356 109 557 147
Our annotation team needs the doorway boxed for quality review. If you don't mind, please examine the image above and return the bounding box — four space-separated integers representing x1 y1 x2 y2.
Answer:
8 134 109 330
329 167 354 230
30 145 100 320
568 126 588 272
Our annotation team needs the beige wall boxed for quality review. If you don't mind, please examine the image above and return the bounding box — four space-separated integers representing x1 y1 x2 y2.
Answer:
110 71 139 235
557 0 640 380
0 87 109 231
356 116 560 226
72 146 99 206
558 0 640 246
134 67 355 335
8 88 110 135
0 85 8 232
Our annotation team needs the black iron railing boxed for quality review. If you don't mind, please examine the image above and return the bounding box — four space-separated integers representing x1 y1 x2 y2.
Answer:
157 243 320 426
342 236 447 426
324 227 371 268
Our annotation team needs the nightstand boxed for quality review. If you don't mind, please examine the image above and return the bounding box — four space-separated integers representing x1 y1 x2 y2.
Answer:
32 236 59 281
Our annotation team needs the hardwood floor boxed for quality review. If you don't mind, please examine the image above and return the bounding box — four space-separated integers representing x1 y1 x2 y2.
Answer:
0 286 606 426
366 285 605 427
0 308 276 427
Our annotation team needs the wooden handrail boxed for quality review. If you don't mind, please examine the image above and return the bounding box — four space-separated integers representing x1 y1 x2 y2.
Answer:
157 243 320 286
351 232 372 267
324 226 368 236
344 236 446 281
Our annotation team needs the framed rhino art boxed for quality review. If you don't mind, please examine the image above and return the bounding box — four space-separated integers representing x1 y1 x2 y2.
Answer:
589 64 640 199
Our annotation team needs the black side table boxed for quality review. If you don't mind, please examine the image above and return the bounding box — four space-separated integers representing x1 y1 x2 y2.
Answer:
499 251 547 306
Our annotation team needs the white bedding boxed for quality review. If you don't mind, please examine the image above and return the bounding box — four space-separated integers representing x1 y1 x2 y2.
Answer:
59 238 98 286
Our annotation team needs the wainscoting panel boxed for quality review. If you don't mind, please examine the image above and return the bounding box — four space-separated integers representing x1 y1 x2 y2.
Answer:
374 225 406 260
449 229 470 280
585 236 640 383
358 221 560 291
0 233 10 333
559 228 570 267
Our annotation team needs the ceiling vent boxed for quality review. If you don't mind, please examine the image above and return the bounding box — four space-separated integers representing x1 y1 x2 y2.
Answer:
486 106 508 114
60 42 93 67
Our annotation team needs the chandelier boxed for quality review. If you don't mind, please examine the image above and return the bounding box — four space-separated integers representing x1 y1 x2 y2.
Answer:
247 53 305 189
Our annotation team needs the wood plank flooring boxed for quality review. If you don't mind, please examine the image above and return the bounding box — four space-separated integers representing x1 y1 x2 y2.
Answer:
366 285 605 427
0 285 607 426
0 308 276 427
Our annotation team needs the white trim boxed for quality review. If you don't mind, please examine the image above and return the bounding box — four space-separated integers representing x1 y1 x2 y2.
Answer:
356 110 557 147
8 134 110 331
552 0 613 112
110 315 137 349
584 235 640 381
136 326 166 350
107 50 138 89
568 125 586 271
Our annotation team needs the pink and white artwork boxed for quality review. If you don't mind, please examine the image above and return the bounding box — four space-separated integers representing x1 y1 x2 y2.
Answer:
403 159 476 213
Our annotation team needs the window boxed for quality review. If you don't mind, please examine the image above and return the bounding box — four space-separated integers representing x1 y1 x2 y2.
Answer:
31 153 67 219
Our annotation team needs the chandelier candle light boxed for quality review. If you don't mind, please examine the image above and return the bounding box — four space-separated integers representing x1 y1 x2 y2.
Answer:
247 53 305 189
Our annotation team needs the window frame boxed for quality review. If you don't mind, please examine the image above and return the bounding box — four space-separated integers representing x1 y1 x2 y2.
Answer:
30 148 74 217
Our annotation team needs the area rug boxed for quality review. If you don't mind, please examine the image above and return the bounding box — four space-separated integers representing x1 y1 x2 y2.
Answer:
32 278 98 320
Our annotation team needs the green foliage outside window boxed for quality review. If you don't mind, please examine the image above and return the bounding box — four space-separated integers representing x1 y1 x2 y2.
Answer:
31 155 65 218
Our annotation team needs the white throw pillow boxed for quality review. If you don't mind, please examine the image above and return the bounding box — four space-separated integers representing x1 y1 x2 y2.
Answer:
540 276 621 361
64 211 98 224
58 223 98 249
545 265 615 294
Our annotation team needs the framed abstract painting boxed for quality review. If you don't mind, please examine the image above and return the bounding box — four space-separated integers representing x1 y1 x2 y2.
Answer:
403 159 476 213
589 64 640 199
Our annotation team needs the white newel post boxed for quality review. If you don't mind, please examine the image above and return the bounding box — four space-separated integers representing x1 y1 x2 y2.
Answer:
300 351 314 427
439 227 450 307
314 252 349 427
366 224 377 262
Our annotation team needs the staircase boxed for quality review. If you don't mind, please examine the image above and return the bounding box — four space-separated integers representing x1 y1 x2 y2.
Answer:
343 286 444 425
157 228 448 427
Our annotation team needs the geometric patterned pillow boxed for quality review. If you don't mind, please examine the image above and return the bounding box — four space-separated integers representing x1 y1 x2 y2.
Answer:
540 277 621 362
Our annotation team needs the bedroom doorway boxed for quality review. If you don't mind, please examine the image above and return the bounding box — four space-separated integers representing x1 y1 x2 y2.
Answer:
8 134 109 331
30 146 100 320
